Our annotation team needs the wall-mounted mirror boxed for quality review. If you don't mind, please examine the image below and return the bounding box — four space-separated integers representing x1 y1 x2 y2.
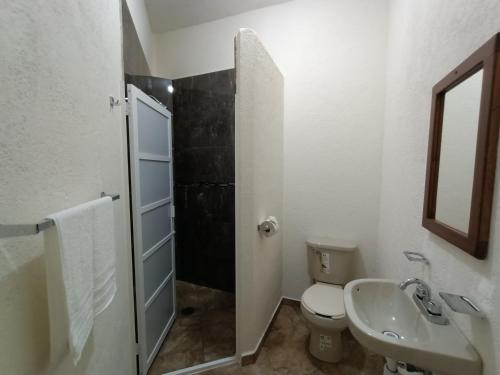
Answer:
423 33 500 259
435 69 483 233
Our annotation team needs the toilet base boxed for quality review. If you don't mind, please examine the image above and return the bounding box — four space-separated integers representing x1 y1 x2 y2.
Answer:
308 329 342 363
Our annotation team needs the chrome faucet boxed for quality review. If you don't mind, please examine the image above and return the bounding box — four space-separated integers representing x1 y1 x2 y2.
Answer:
400 278 449 325
400 278 432 302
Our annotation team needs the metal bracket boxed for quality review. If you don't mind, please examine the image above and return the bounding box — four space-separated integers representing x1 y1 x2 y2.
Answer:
125 98 131 116
109 96 121 108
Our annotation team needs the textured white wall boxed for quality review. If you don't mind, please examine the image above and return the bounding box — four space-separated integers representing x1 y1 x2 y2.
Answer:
377 1 500 374
125 0 156 71
235 29 284 354
154 0 390 299
0 1 135 374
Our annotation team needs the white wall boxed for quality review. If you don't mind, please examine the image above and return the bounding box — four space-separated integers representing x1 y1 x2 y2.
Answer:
154 0 390 299
235 29 284 354
123 0 152 75
377 1 500 374
0 1 135 374
3 0 497 373
125 0 156 71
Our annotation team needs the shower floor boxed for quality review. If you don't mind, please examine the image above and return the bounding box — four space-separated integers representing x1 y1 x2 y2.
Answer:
148 280 236 375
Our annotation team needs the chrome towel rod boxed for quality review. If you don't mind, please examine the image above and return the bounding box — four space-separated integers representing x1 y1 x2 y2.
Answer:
0 192 120 239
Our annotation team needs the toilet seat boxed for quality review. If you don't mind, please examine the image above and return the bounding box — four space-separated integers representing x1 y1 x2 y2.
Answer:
301 283 345 319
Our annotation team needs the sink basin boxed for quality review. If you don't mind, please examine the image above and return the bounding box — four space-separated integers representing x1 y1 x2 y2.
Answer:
344 279 481 375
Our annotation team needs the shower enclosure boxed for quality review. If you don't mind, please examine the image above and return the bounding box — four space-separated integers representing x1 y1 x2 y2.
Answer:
123 2 284 370
124 70 236 375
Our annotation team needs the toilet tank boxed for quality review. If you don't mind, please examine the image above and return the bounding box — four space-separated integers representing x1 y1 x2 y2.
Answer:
306 237 357 285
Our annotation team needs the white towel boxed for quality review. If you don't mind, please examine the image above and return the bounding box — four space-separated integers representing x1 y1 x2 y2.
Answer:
44 197 116 365
91 198 117 315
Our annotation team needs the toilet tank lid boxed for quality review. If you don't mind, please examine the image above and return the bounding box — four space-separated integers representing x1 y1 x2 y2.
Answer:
306 237 357 252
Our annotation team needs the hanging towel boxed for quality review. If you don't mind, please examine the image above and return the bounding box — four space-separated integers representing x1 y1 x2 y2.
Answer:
91 197 117 315
44 196 116 365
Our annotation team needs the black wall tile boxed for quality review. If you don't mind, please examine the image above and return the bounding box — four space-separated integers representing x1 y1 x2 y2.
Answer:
173 70 236 293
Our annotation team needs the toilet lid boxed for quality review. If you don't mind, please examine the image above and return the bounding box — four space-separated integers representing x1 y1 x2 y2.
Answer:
301 283 345 319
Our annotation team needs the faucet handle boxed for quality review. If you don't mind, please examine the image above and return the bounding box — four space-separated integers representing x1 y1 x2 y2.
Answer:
401 278 432 302
415 284 431 301
425 299 443 316
403 251 430 265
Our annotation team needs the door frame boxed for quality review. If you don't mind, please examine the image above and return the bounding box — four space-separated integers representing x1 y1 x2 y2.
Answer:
127 84 176 375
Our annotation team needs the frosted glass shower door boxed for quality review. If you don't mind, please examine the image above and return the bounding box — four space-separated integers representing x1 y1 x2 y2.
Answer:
127 84 175 375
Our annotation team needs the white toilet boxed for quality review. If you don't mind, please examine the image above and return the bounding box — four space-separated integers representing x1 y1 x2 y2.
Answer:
300 237 356 363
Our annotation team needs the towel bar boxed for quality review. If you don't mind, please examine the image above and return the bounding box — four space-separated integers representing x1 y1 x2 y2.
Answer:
0 192 120 239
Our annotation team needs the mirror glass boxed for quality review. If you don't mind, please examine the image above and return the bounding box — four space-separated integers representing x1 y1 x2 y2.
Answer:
435 69 483 233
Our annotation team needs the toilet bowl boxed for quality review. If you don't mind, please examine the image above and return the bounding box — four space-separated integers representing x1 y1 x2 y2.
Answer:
300 237 356 363
301 283 347 362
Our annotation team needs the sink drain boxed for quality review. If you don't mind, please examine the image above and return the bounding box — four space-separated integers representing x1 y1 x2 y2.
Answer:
382 330 400 339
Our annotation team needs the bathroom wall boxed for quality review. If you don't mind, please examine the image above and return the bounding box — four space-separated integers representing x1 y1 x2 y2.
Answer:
122 0 151 76
173 70 236 293
377 1 500 374
0 1 135 375
153 0 390 299
124 0 155 71
235 29 284 355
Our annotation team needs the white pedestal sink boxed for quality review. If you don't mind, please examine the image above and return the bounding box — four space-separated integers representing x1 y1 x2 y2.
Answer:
344 279 481 375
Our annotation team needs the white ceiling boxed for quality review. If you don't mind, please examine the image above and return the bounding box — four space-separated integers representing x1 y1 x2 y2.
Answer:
145 0 293 33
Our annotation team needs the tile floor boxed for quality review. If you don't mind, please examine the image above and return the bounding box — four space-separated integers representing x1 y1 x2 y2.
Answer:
203 302 384 375
148 280 236 375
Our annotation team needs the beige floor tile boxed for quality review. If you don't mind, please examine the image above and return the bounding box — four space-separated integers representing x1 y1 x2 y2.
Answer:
148 281 236 374
202 304 384 375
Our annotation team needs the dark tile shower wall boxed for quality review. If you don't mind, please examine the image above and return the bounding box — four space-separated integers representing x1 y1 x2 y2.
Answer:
173 70 236 293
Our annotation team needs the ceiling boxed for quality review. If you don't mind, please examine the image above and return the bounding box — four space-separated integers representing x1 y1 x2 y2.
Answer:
145 0 293 33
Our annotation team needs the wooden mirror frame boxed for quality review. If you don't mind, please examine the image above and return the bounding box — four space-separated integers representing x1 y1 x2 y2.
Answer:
423 33 500 259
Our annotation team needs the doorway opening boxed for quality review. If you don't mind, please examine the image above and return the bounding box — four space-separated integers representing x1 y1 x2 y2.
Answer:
123 12 236 370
